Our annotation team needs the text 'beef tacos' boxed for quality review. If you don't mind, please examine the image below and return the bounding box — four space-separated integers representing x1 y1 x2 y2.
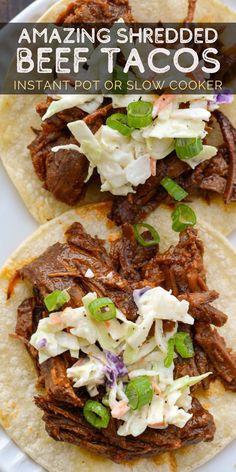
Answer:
1 201 236 472
0 0 236 232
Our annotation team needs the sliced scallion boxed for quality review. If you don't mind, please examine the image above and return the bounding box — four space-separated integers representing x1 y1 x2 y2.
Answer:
126 376 153 410
88 297 116 321
174 332 194 358
160 177 188 201
175 137 203 160
133 223 160 247
44 289 70 312
106 113 133 136
164 338 175 368
127 100 153 128
83 400 110 429
171 204 197 232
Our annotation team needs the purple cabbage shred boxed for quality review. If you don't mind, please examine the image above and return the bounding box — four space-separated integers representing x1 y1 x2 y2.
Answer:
105 351 128 387
37 338 48 349
215 90 233 104
133 286 151 306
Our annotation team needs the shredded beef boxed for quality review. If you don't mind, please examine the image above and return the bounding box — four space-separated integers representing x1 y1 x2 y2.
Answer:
183 147 229 195
189 304 228 327
15 298 41 362
199 174 226 194
29 100 122 206
110 155 188 225
195 322 236 391
142 228 230 390
45 147 89 206
57 0 134 24
19 243 78 296
194 346 213 390
68 285 86 307
178 291 219 306
16 298 35 340
37 98 87 132
29 126 89 206
62 250 137 319
184 0 197 23
29 101 116 206
66 222 112 265
110 223 157 281
142 228 206 295
175 334 212 391
174 355 199 380
35 396 215 463
84 103 114 133
178 291 228 327
29 129 68 182
214 111 236 203
40 357 83 406
19 223 137 321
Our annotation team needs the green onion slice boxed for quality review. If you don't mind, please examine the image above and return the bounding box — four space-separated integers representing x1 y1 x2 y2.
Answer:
88 297 116 321
44 289 70 312
127 100 153 128
174 332 194 358
175 137 203 160
126 376 153 410
83 400 110 429
106 113 133 137
160 177 188 201
164 338 175 368
171 204 197 232
133 223 160 247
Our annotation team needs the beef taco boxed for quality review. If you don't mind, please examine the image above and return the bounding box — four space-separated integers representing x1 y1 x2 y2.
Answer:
1 0 236 231
1 201 236 471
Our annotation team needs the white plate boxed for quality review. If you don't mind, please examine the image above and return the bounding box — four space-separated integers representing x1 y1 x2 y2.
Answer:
0 0 236 470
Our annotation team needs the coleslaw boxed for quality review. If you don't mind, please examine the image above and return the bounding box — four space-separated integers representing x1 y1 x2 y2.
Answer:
31 286 211 437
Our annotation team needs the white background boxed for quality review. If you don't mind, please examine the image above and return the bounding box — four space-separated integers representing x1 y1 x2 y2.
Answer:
0 0 236 470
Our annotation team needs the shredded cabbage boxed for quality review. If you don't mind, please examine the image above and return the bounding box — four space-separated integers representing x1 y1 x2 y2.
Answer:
30 313 81 363
117 394 192 436
31 286 211 437
117 371 211 436
185 145 217 169
51 144 81 154
45 93 229 196
67 122 152 195
67 356 105 395
127 287 193 350
42 95 103 121
30 293 123 363
165 373 212 395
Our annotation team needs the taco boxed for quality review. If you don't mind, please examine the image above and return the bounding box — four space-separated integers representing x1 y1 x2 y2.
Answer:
1 201 236 472
1 0 236 231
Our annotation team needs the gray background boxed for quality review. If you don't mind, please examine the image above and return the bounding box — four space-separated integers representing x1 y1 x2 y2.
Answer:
0 0 33 21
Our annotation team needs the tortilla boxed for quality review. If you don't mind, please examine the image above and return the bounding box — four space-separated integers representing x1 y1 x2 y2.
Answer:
0 0 236 229
0 200 236 472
